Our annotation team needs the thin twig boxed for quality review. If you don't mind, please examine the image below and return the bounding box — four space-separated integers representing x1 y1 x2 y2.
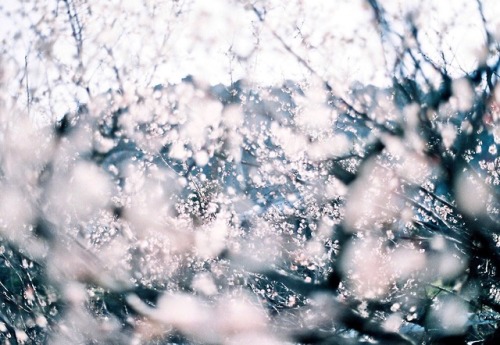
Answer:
25 55 30 115
63 0 83 58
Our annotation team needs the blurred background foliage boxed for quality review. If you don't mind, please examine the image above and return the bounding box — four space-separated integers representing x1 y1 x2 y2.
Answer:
0 0 499 344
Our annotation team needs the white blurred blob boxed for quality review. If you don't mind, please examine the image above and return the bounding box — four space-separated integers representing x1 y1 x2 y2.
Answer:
271 123 308 160
135 291 271 344
489 144 497 155
390 248 426 279
431 235 447 251
48 243 127 290
341 237 392 299
222 104 245 128
63 123 94 158
305 239 326 258
384 135 406 158
155 293 215 341
239 219 284 265
441 124 457 149
344 160 399 231
404 103 420 131
192 272 218 296
50 299 122 344
0 116 54 183
216 294 267 337
15 329 28 343
383 313 403 333
429 296 469 335
124 172 174 236
48 161 112 220
96 236 133 280
302 292 340 330
93 132 116 154
294 104 336 136
63 282 88 305
179 94 223 150
494 83 500 104
222 105 244 162
437 251 467 281
398 152 432 185
0 185 33 240
36 315 48 328
194 150 210 166
195 216 229 259
325 177 348 198
169 142 190 161
308 134 350 161
403 104 426 152
225 332 283 345
455 170 489 216
383 133 433 185
452 78 474 111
